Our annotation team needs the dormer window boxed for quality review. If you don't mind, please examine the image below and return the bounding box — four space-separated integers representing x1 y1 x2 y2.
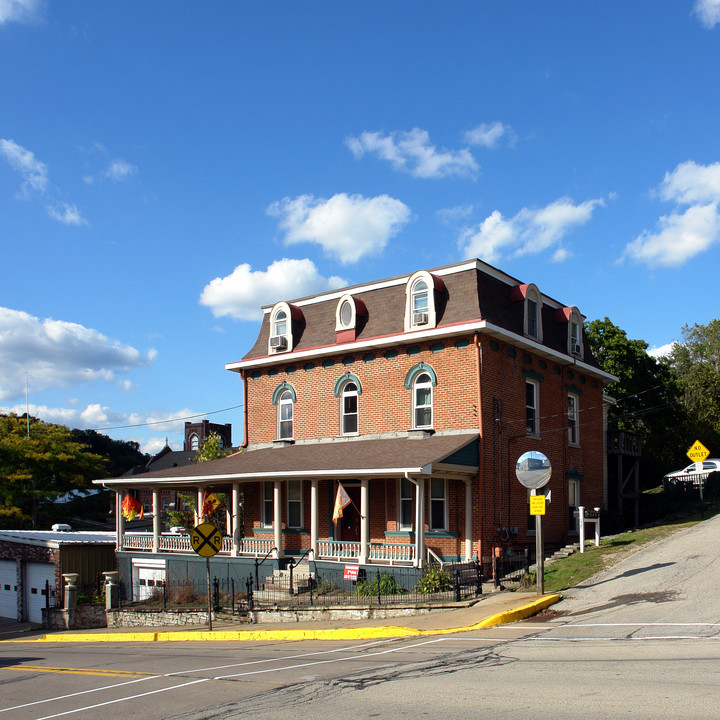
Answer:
189 434 199 451
404 270 442 332
268 301 294 354
511 283 543 342
555 306 584 359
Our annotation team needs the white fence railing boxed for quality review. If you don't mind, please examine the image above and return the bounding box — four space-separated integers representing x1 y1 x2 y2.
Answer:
122 534 416 564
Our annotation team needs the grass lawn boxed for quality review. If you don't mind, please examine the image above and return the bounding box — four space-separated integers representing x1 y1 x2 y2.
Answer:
541 502 719 593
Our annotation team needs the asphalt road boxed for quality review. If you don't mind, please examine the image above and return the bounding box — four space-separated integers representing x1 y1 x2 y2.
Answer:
2 514 720 719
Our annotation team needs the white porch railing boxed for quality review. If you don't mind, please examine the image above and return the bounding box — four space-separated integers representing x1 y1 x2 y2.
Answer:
122 534 415 565
316 540 361 560
369 542 415 564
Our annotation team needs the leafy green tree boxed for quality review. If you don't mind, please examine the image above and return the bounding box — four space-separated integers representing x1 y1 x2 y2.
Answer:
193 432 231 463
0 414 107 528
70 429 150 477
667 319 720 454
585 318 687 484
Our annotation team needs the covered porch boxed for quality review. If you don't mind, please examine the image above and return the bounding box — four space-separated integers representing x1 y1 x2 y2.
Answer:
99 432 480 569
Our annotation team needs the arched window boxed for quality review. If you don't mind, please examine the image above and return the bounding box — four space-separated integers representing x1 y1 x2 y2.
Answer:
413 372 433 428
273 309 287 337
568 307 584 358
277 389 294 440
404 270 441 331
189 434 199 451
341 382 359 435
268 301 296 354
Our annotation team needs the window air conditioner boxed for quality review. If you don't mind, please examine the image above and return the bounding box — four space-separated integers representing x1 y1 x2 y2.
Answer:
270 335 287 350
571 342 581 355
413 312 429 326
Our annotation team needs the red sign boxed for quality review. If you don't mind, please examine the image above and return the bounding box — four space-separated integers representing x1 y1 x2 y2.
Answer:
343 564 360 581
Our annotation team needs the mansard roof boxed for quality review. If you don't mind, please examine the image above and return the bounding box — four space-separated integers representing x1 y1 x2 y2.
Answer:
231 258 604 374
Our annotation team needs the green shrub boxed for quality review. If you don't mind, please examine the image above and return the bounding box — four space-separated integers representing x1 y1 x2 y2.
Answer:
355 572 405 597
415 566 453 594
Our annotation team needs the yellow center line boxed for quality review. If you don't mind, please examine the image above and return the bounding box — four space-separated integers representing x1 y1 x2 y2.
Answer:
0 664 151 678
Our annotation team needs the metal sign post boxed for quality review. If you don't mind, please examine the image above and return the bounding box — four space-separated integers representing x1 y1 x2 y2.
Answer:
191 522 222 631
516 451 552 597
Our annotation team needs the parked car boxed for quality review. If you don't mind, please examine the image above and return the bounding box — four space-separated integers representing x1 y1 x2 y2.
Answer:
664 459 720 487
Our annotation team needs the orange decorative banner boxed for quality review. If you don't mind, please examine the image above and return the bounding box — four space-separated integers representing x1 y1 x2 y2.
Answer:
332 483 352 526
121 495 144 521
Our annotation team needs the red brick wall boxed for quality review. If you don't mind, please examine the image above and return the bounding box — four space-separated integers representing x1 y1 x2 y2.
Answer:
236 332 605 563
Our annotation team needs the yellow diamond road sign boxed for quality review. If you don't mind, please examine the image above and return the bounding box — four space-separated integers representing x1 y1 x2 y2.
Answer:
191 523 222 558
687 440 710 463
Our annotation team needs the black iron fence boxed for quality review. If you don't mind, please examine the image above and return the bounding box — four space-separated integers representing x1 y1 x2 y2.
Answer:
488 549 532 589
116 561 483 612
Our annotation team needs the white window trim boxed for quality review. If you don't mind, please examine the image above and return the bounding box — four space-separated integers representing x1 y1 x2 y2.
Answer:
526 380 539 437
568 393 580 446
413 372 434 429
268 301 293 354
429 477 448 531
340 381 359 436
404 270 438 332
398 477 413 531
261 481 273 528
335 294 357 331
524 284 543 341
287 480 303 529
568 479 580 534
277 390 294 440
568 307 584 359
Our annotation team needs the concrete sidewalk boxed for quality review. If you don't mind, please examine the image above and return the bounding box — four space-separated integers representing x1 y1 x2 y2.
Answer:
1 592 560 643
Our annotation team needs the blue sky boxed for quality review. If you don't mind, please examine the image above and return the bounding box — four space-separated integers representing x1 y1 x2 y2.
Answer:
1 1 719 455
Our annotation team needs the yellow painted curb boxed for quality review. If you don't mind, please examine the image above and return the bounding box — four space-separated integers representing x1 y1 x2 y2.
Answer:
5 595 560 643
473 593 561 629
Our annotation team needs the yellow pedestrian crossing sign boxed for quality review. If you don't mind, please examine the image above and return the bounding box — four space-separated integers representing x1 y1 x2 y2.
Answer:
191 523 222 557
687 440 710 463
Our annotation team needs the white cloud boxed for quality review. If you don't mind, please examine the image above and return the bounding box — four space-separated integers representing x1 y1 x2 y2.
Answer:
268 193 411 264
346 128 479 179
694 0 720 28
622 203 720 267
0 307 155 402
46 202 88 226
436 204 475 224
0 138 48 195
0 0 41 25
464 122 517 149
458 196 605 263
622 161 720 267
105 158 137 182
200 258 347 321
647 342 676 359
658 160 720 204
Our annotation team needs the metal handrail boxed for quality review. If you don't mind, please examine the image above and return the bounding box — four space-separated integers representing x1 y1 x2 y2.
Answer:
254 547 278 590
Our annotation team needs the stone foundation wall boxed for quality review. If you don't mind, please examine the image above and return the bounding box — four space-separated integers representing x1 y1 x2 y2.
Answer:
43 605 107 630
106 609 209 627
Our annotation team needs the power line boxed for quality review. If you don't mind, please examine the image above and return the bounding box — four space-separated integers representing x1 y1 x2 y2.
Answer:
90 404 244 432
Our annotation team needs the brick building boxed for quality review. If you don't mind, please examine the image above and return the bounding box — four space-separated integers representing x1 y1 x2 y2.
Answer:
97 259 614 584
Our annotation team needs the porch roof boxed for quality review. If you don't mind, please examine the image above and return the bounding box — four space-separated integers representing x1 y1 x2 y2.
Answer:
94 432 479 488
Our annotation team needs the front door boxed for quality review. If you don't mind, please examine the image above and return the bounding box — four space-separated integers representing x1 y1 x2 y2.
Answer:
338 485 361 543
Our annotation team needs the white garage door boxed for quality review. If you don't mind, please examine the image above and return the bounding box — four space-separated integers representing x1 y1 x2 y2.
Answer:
0 560 17 620
26 562 55 624
132 559 166 602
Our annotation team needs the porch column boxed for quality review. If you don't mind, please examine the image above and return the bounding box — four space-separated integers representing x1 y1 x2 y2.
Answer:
231 483 241 557
273 480 284 558
359 478 369 564
412 477 426 569
152 489 161 553
116 489 125 550
464 479 473 561
310 479 319 558
196 488 203 525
